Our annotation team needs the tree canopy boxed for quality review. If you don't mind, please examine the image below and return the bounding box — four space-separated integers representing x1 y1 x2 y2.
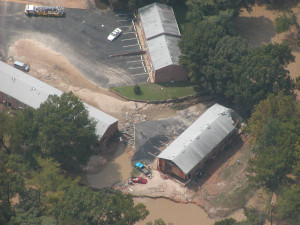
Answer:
8 92 98 171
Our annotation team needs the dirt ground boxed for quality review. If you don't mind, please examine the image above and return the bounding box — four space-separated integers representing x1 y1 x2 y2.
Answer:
8 39 177 126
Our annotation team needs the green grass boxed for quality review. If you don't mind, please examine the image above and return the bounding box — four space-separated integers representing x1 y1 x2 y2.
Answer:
111 82 201 101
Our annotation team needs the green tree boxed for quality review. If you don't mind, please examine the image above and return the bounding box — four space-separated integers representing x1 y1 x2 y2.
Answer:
214 218 237 225
276 185 300 224
0 152 24 224
274 12 297 34
246 92 296 142
225 43 295 115
186 0 254 22
179 19 226 82
147 218 173 225
247 118 300 191
35 92 98 171
200 35 248 96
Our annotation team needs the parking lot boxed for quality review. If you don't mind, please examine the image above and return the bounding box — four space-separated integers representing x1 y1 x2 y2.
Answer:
0 2 148 87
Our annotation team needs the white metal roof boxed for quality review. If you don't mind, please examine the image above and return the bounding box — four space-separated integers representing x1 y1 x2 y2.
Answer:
0 61 118 140
147 35 181 70
138 3 181 40
158 104 236 175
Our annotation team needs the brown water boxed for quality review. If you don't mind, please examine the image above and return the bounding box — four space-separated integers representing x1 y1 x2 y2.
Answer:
134 198 214 225
85 143 132 188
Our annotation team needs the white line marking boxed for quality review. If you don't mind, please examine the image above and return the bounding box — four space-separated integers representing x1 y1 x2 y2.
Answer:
142 61 146 72
119 25 133 28
123 32 136 34
131 73 148 76
123 44 139 48
129 66 144 69
127 60 144 63
121 38 138 41
117 19 133 22
115 13 134 16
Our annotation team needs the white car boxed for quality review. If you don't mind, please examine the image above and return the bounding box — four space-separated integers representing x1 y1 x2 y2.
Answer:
107 28 122 41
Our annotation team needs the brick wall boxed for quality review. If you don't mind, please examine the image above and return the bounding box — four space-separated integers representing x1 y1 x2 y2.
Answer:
154 64 187 83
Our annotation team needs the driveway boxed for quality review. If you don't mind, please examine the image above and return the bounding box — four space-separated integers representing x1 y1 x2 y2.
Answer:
0 2 148 87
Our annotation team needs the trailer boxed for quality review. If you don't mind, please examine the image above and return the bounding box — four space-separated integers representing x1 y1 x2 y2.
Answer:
135 162 151 176
25 5 65 17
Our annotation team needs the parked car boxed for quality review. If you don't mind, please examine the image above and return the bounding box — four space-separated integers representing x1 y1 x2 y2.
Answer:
135 162 151 176
131 177 147 184
13 61 30 72
107 28 122 41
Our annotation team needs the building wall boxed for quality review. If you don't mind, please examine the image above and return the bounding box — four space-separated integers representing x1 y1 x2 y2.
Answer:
138 16 187 83
158 130 236 180
99 121 118 144
0 92 26 109
153 65 187 83
0 91 117 144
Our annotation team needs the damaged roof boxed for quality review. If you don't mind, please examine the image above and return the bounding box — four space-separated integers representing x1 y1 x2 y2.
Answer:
158 104 236 175
0 61 118 141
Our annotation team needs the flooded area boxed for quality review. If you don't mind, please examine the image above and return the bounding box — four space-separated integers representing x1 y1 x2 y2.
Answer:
84 142 132 188
134 197 214 225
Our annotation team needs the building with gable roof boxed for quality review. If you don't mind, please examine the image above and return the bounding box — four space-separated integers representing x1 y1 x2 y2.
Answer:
157 104 239 180
0 61 118 143
138 3 187 83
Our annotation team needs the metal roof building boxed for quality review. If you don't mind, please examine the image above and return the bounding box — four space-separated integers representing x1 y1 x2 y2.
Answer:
158 104 237 179
147 35 181 71
138 3 181 40
138 3 186 83
0 61 118 142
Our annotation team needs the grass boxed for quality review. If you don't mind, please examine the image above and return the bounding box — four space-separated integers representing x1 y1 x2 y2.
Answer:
111 81 201 101
212 180 257 214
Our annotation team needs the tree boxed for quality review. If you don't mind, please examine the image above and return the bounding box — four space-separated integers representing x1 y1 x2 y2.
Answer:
274 12 297 34
147 218 173 225
0 152 24 224
276 185 300 224
35 92 98 171
247 117 300 191
200 35 248 96
246 92 296 142
225 43 295 115
179 19 226 82
186 0 254 22
214 218 237 225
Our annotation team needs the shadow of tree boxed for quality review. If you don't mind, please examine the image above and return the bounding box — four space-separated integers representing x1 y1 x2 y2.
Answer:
234 16 276 47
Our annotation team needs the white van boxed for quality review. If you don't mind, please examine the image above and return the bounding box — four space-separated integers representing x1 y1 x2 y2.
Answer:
13 61 30 72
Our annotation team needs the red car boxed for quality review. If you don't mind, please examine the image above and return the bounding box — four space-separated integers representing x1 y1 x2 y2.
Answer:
131 177 147 184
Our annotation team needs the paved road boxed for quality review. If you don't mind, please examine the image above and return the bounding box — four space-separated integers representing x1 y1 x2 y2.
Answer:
0 2 148 87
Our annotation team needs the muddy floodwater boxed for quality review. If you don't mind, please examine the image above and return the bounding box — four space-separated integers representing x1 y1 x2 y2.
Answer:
84 143 132 188
134 197 214 225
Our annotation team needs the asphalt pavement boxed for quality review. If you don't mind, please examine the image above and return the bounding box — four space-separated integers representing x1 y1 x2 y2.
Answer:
0 2 148 87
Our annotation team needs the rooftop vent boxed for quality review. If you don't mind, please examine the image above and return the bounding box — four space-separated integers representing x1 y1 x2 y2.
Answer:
12 77 15 81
